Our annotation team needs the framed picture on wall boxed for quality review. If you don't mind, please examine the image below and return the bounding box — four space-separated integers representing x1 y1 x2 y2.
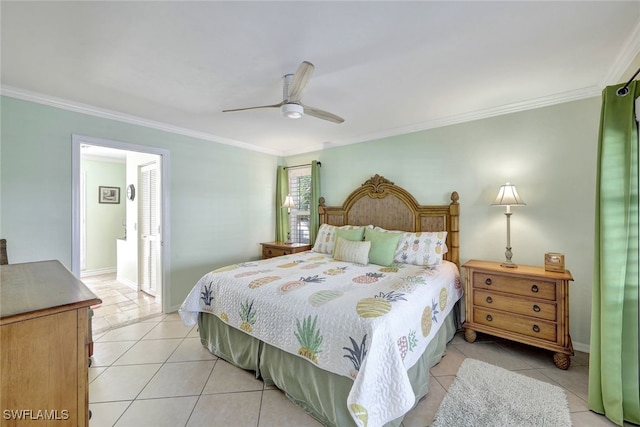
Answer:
99 186 120 204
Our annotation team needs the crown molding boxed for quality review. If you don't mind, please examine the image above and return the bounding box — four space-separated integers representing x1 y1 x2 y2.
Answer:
601 19 640 86
0 85 282 157
282 86 601 156
3 84 600 159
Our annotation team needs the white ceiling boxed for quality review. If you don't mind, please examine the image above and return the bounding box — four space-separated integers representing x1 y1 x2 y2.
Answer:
2 1 639 156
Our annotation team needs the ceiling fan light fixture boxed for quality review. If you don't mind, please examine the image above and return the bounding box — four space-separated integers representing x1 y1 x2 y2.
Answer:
281 103 304 119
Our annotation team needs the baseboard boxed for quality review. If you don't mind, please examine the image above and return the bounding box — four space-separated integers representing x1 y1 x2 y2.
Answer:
573 341 590 354
167 303 181 313
116 275 138 291
81 267 116 277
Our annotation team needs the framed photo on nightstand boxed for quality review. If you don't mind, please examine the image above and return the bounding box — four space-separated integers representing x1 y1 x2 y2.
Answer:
545 252 565 272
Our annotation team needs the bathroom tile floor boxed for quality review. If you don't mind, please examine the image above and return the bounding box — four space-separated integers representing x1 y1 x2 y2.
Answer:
89 313 626 426
83 273 163 334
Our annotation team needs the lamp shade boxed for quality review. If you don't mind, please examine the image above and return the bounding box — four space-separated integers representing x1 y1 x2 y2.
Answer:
282 195 296 209
492 182 526 206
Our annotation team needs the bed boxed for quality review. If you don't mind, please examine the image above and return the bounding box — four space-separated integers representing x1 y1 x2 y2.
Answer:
180 175 462 427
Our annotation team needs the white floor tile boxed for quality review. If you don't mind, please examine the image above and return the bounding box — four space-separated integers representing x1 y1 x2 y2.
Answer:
91 341 137 367
89 364 162 402
115 396 198 427
202 359 264 394
167 337 218 362
138 361 215 399
258 389 323 426
142 321 194 340
96 321 159 342
186 392 261 427
112 338 182 365
89 401 131 427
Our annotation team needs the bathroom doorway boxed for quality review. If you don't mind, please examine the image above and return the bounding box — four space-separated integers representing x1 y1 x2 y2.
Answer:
71 135 170 332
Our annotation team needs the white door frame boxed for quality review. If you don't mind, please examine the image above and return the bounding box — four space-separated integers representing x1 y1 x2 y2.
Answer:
71 134 171 313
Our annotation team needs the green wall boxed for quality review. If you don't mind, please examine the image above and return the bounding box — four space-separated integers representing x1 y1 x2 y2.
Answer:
0 96 279 311
286 97 601 350
1 94 600 349
82 159 126 271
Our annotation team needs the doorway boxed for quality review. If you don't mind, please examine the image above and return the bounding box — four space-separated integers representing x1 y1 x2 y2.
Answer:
71 135 171 332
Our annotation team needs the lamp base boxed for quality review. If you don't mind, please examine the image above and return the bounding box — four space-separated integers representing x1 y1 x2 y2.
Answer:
500 260 518 268
502 246 517 268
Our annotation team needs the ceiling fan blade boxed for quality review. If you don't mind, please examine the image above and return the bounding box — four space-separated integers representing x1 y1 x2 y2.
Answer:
287 61 314 102
222 102 283 113
303 105 345 124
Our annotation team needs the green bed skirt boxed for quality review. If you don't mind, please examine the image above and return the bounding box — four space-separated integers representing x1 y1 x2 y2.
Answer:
198 307 458 427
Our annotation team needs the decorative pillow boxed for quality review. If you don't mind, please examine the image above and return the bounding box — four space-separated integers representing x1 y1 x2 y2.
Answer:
312 224 366 255
332 227 365 255
394 231 448 266
333 238 371 265
364 227 403 266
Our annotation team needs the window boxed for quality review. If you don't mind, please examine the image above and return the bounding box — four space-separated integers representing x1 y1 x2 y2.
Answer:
287 166 311 244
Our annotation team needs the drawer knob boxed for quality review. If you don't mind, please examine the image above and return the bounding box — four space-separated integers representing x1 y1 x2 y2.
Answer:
268 249 272 254
486 314 493 322
486 296 493 304
531 284 539 293
532 325 540 333
485 278 492 285
533 304 541 312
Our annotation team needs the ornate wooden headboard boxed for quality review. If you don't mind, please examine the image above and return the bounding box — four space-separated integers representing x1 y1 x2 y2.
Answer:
319 174 460 267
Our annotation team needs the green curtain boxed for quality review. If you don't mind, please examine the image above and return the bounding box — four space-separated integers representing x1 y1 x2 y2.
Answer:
310 160 321 244
275 166 289 242
588 81 640 426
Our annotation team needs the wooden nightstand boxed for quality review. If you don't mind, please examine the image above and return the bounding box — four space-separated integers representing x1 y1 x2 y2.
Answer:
261 241 312 259
461 260 574 369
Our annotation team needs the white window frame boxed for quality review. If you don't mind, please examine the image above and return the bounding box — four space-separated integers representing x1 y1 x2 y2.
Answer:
287 166 311 244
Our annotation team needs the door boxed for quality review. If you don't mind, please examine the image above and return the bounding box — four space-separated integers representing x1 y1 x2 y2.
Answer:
139 161 161 297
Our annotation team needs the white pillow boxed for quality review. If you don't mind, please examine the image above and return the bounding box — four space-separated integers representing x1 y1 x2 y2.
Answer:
394 231 448 266
333 238 371 265
373 227 448 266
312 224 367 254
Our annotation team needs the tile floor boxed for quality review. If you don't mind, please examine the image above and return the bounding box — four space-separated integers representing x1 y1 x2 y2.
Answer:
83 273 163 334
89 313 626 427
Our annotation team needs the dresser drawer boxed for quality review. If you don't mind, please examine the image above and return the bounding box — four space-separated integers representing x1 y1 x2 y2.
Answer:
474 307 557 342
473 289 557 321
472 272 556 301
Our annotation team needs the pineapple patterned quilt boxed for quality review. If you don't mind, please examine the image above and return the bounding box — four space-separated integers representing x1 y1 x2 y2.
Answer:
180 251 462 427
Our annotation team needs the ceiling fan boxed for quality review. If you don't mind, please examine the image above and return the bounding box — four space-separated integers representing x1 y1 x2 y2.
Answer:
222 61 345 124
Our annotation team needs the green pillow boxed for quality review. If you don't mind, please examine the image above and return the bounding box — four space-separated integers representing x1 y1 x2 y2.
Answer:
332 227 365 256
364 228 402 266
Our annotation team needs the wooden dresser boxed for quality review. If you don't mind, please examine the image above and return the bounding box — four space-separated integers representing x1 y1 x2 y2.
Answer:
1 260 101 426
261 241 312 259
461 260 574 369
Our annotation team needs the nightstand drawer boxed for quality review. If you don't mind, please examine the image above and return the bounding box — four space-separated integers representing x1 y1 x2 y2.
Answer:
263 247 290 258
472 272 556 301
474 307 557 342
261 242 312 259
473 289 557 321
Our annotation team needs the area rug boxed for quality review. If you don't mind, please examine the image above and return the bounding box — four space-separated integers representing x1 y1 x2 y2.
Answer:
432 358 572 427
